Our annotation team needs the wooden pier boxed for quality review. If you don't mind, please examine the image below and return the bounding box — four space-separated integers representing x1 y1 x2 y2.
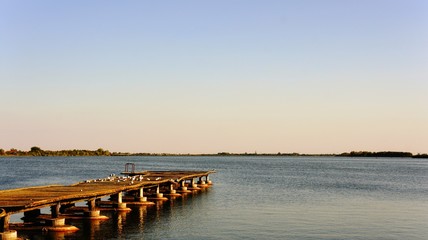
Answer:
0 164 215 240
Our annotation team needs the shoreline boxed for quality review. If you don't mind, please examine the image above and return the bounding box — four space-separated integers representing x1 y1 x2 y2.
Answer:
0 148 427 159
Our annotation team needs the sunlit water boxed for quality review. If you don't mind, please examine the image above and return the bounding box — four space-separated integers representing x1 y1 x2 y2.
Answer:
0 156 427 239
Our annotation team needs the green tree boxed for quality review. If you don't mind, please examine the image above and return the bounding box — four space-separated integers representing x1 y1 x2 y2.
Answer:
30 146 42 152
6 148 18 155
30 146 44 156
95 148 110 156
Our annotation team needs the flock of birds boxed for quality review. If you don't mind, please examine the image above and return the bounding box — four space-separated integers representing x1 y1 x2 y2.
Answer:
83 174 164 185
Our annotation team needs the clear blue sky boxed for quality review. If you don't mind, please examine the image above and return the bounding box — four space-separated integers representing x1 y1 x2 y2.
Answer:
1 0 427 154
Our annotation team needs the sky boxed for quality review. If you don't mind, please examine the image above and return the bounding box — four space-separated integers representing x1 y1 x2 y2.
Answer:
0 0 427 154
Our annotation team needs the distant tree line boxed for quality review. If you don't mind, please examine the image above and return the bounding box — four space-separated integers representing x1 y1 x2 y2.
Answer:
339 151 414 158
0 147 427 158
337 151 428 158
0 147 112 157
217 151 428 158
216 152 314 156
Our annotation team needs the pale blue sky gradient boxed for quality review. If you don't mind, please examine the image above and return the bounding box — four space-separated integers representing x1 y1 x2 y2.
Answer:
1 1 427 154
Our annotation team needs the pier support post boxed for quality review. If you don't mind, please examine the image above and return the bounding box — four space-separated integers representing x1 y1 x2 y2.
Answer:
88 199 97 211
115 192 127 209
84 199 101 218
0 217 18 240
198 177 207 187
45 218 66 227
0 230 17 240
206 175 212 185
135 187 147 202
177 180 191 193
189 178 200 190
169 184 176 194
180 181 187 191
47 204 66 227
147 185 168 201
0 211 17 240
125 187 155 206
0 215 16 240
0 214 10 232
165 183 182 197
118 192 122 203
156 185 163 198
51 203 61 218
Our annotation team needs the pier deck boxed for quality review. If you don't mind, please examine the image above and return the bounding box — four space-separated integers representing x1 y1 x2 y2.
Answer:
0 170 214 214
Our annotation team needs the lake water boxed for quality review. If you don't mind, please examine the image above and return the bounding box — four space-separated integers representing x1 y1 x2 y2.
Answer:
0 156 427 239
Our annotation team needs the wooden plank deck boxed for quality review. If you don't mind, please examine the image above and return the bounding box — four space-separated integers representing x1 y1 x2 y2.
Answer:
0 170 214 214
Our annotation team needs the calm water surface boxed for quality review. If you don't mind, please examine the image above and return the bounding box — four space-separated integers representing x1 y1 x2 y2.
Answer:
0 156 427 239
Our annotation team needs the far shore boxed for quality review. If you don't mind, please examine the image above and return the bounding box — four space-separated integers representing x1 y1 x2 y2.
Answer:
1 147 427 158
